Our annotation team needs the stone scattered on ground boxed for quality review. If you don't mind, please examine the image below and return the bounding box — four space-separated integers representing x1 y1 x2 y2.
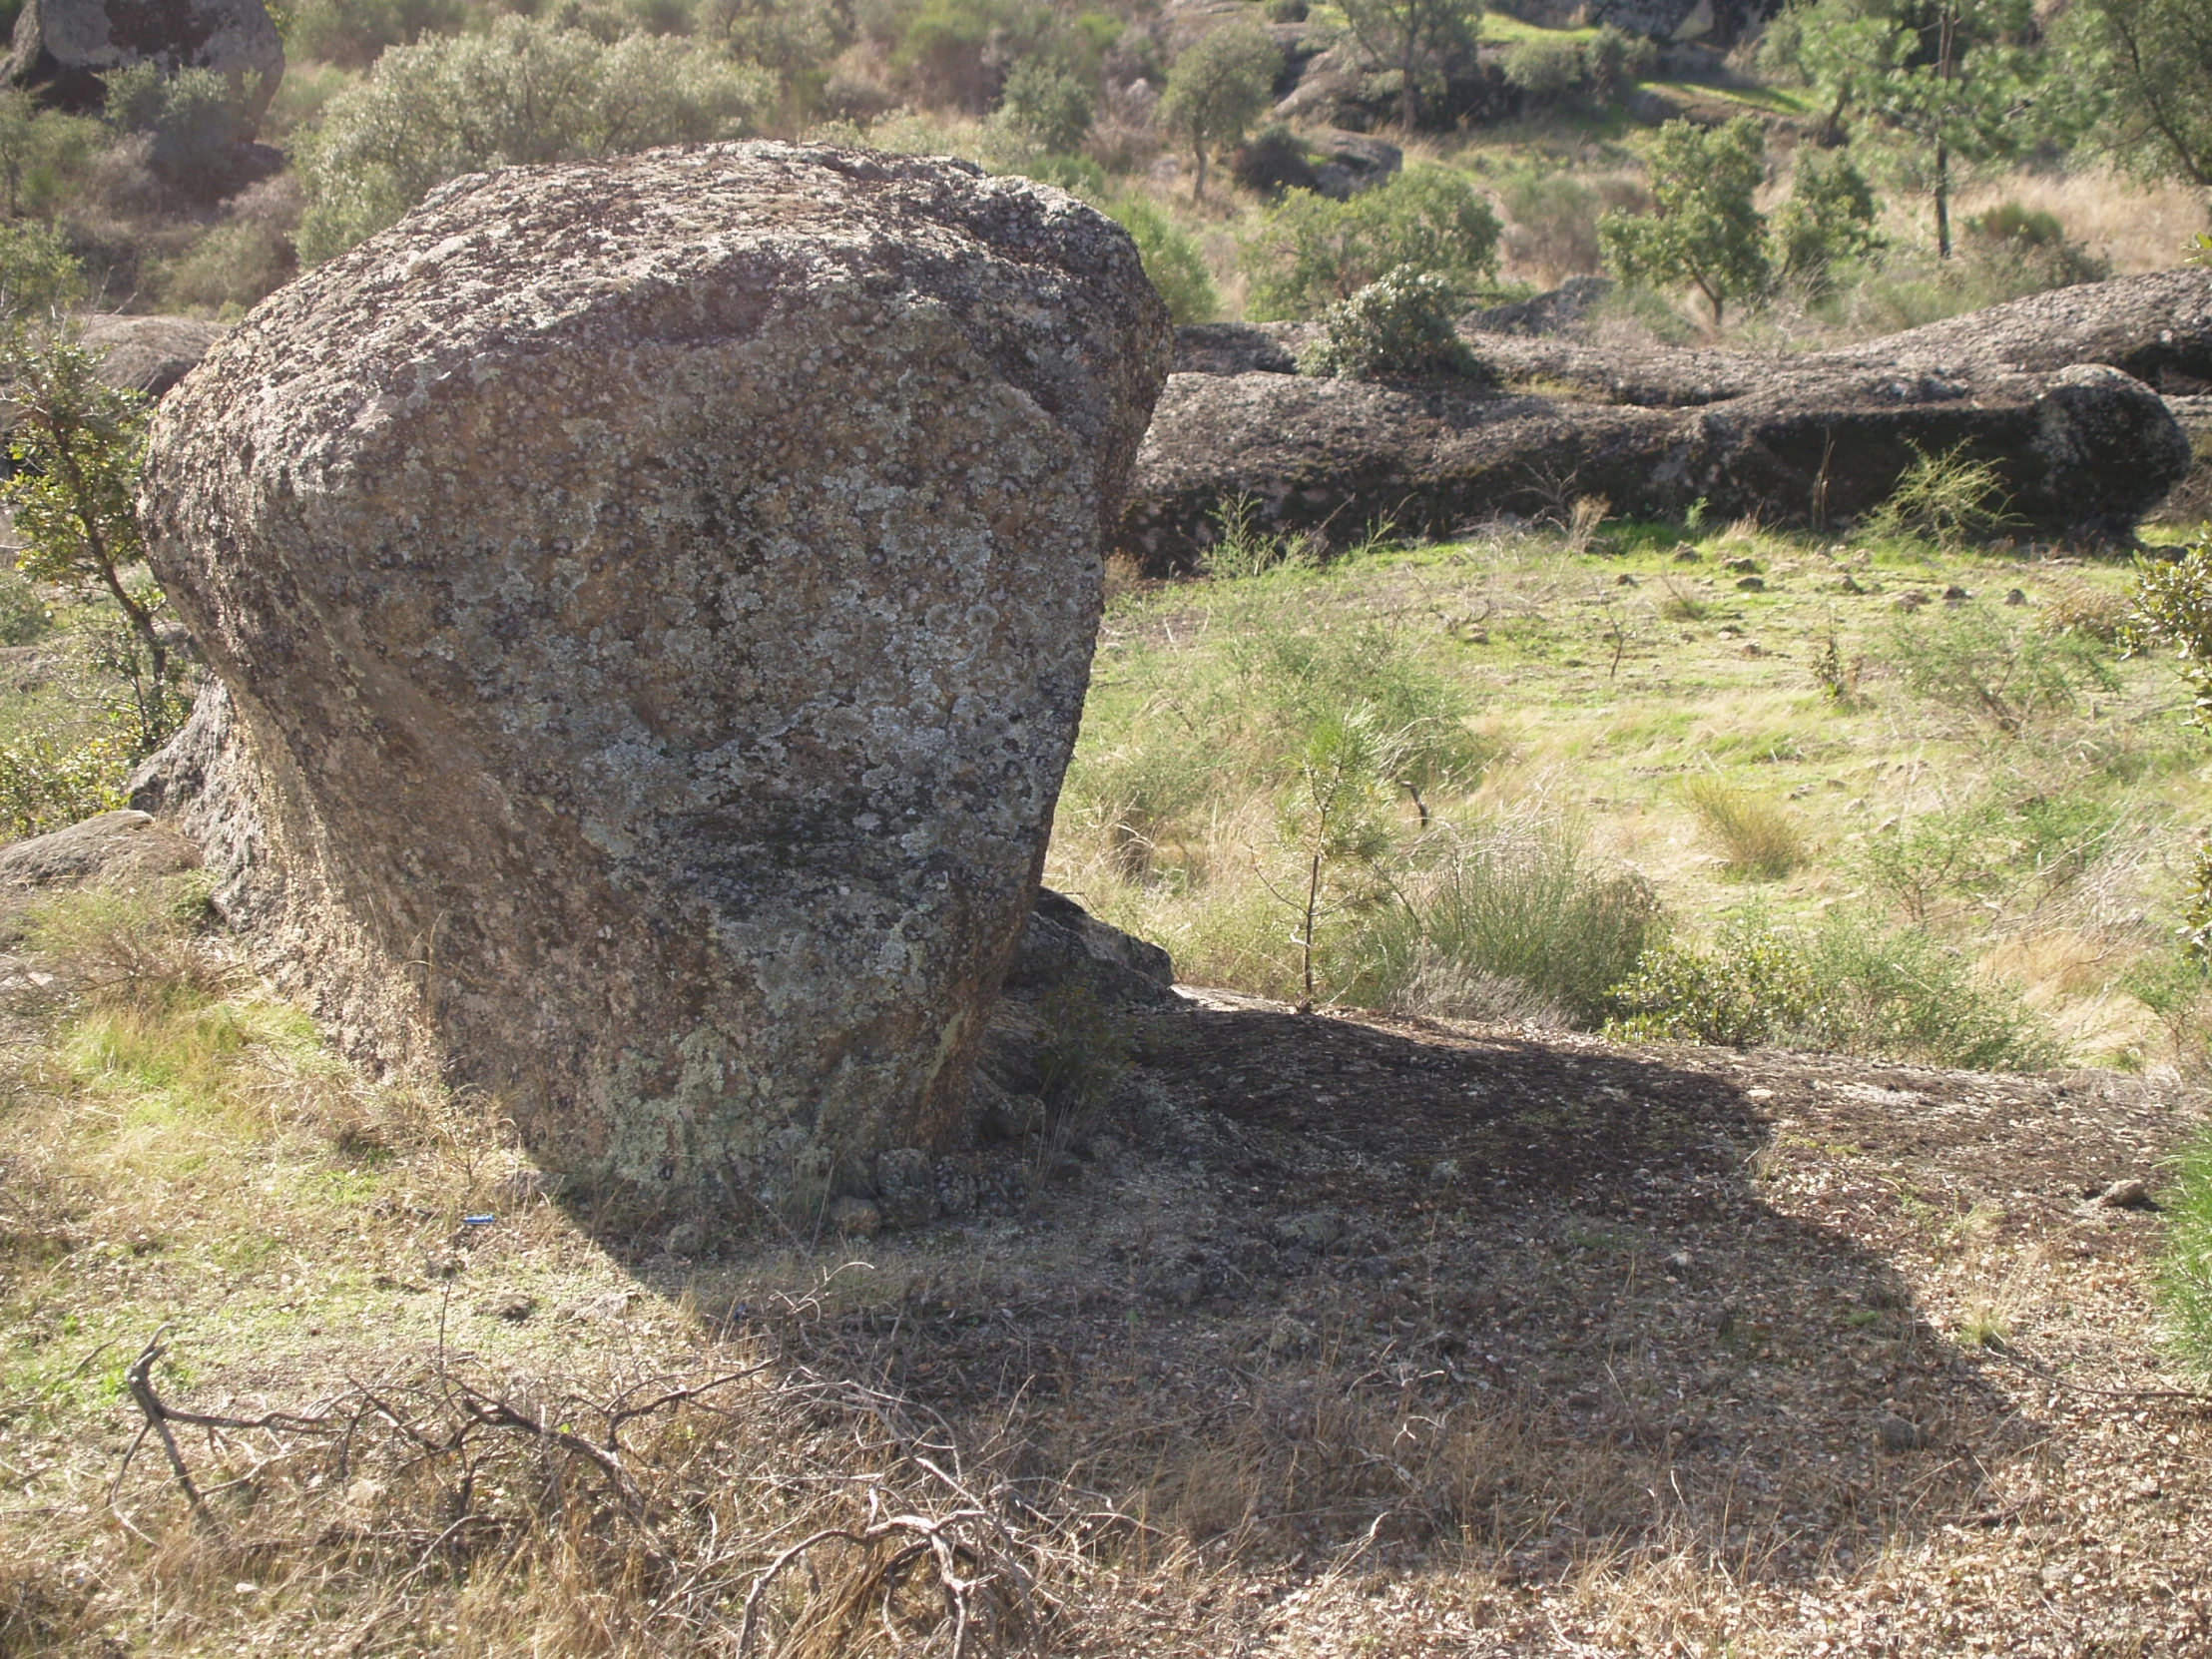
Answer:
0 809 200 888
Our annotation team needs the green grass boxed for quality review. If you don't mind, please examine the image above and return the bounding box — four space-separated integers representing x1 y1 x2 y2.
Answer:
2161 1131 2212 1382
1056 523 2205 1064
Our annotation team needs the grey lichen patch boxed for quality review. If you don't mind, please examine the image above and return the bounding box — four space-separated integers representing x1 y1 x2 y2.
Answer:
138 142 1171 1217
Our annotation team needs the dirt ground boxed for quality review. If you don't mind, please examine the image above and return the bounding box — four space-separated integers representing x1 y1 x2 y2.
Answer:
685 986 2212 1654
7 961 2211 1656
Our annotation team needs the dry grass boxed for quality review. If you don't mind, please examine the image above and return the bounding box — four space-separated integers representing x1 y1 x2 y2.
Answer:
1950 169 2211 276
1683 775 1807 880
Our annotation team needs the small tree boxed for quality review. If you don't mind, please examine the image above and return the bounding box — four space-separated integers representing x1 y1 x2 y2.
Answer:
1159 19 1282 202
1 332 184 754
1598 116 1770 326
1338 0 1483 130
1264 709 1405 1011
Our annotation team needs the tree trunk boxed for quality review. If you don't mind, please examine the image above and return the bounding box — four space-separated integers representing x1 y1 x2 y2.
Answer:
1935 136 1949 259
1193 141 1208 202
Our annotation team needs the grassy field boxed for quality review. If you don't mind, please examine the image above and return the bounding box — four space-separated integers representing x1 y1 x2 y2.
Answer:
1047 522 2212 1076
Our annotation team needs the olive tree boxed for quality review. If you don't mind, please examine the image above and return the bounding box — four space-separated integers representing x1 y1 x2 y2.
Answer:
1159 19 1282 201
297 16 774 263
2061 0 2212 186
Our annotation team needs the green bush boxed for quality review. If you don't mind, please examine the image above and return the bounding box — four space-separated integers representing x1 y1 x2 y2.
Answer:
1684 775 1806 879
1771 149 1881 291
296 18 773 263
1609 910 2055 1068
1863 439 2018 547
1102 195 1218 323
0 569 52 645
0 218 86 320
1342 815 1662 1028
1854 788 2120 926
0 730 127 839
102 64 256 200
892 0 1051 111
1501 35 1585 99
285 0 466 70
1242 167 1502 321
993 55 1095 153
2130 531 2212 729
1299 265 1480 379
1584 25 1655 101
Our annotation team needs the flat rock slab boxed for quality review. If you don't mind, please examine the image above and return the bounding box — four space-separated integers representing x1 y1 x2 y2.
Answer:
139 143 1168 1214
0 809 200 888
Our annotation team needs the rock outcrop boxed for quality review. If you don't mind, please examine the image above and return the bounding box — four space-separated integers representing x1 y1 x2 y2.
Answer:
0 809 199 888
1118 272 2207 566
138 143 1170 1215
7 0 283 123
78 313 229 399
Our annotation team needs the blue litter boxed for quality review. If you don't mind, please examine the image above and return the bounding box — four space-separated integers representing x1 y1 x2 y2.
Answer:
462 1214 496 1226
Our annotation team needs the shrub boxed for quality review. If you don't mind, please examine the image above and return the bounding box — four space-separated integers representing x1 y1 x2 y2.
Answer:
0 218 86 320
0 568 50 644
1598 117 1769 326
1342 813 1662 1028
0 729 127 838
1684 775 1805 879
1300 266 1480 379
1887 601 2117 735
285 0 466 70
1608 915 1819 1047
1501 35 1585 99
1584 25 1655 101
1862 439 2017 547
994 55 1095 153
1203 493 1320 580
159 217 296 314
892 0 1051 111
296 18 773 263
101 64 255 201
2127 531 2212 728
1963 201 2108 287
1609 909 2055 1067
0 89 104 220
1101 195 1218 323
1771 149 1881 291
1243 167 1502 321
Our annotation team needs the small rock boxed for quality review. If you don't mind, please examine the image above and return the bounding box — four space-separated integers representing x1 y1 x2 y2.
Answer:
828 1197 881 1239
1895 591 1929 611
1265 1315 1317 1357
1725 557 1760 574
1427 1158 1460 1186
1840 573 1865 594
1735 575 1765 592
664 1220 706 1258
1615 572 1638 587
485 1293 537 1324
1081 1130 1126 1163
1272 1211 1343 1252
1942 585 1970 601
2097 1178 2157 1211
1877 1412 1934 1452
2004 587 2027 606
873 1146 938 1229
1672 545 1701 563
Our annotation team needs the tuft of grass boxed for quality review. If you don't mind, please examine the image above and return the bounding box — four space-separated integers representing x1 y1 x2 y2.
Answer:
1684 775 1805 879
2160 1129 2212 1383
1335 811 1662 1028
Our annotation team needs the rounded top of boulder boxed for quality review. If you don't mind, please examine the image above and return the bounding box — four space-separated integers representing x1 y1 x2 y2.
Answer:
161 142 1167 507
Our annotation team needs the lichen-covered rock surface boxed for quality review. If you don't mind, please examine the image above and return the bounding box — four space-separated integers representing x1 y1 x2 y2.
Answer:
139 142 1170 1214
1119 272 2206 569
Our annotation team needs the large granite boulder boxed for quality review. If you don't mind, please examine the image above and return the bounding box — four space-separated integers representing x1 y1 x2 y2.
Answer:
137 143 1170 1214
7 0 283 123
